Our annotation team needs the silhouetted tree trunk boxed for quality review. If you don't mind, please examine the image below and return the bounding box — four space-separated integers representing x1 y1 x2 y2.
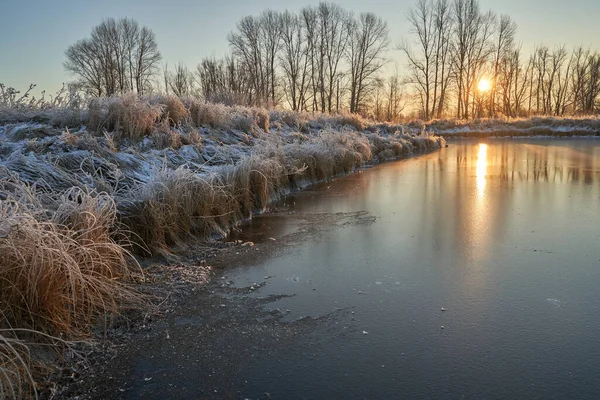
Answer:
347 12 389 114
451 0 495 119
490 14 516 116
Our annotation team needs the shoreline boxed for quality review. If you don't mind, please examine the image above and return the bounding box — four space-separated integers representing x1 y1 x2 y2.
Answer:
48 149 443 399
1 98 599 398
440 131 600 139
0 99 446 399
47 136 600 398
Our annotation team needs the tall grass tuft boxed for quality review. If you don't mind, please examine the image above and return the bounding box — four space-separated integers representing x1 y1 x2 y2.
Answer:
151 120 183 149
152 95 189 125
0 181 141 336
117 167 236 253
254 109 269 133
187 99 231 129
88 93 162 140
339 113 366 131
0 331 36 400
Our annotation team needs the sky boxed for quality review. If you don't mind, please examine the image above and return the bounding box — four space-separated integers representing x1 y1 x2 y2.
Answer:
1 0 599 98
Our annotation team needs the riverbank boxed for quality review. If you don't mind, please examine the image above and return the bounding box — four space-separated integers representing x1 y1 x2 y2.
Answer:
0 96 445 398
46 138 600 399
417 115 600 138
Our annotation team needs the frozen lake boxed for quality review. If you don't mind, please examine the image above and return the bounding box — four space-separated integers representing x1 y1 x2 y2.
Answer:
226 139 600 399
117 139 600 400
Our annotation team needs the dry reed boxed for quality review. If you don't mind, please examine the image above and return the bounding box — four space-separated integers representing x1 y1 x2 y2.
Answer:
88 94 162 140
0 182 141 335
0 330 35 400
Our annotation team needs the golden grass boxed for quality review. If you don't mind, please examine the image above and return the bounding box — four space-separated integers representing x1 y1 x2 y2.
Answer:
117 132 376 255
0 180 144 398
187 99 231 129
0 184 141 336
151 120 183 149
254 109 269 133
269 110 310 131
231 110 255 132
0 331 35 400
0 326 91 400
339 113 366 131
117 167 236 253
88 94 162 140
114 129 383 255
156 95 189 125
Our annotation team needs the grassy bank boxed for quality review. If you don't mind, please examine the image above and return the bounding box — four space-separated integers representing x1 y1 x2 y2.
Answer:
408 115 600 138
0 95 445 397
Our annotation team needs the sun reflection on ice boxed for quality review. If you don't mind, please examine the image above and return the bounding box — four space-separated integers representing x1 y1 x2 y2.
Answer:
468 142 491 268
476 143 488 198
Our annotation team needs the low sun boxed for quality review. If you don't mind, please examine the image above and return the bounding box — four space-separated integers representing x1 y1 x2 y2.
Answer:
478 78 491 92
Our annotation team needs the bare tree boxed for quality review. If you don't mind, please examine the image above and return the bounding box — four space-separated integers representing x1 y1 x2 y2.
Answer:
197 56 252 105
400 0 436 120
298 3 351 113
228 10 282 106
400 0 454 120
162 63 170 95
134 26 162 94
346 12 390 114
386 72 406 121
528 46 571 115
279 11 310 110
497 47 530 116
65 38 104 96
64 18 161 97
489 14 517 116
168 62 195 97
260 10 283 105
320 3 351 113
451 0 495 119
300 6 320 111
570 48 600 114
228 15 265 105
432 0 454 118
371 78 386 120
550 46 571 115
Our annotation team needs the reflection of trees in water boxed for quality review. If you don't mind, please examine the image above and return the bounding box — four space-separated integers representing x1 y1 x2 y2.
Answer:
488 142 600 185
438 140 600 265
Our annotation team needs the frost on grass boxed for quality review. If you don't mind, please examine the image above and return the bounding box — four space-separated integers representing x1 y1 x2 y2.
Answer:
7 91 600 397
0 93 449 397
0 95 446 254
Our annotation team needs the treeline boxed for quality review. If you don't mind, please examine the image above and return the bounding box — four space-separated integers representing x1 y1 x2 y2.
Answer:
402 0 600 119
63 1 600 121
191 4 391 115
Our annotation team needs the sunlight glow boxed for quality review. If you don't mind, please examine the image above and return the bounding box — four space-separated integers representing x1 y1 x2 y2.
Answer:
476 143 488 197
478 78 491 92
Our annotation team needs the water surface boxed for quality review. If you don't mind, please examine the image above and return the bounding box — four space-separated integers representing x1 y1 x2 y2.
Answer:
225 139 600 399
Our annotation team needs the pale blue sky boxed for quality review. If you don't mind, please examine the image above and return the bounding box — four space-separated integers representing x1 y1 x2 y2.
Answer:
1 0 599 97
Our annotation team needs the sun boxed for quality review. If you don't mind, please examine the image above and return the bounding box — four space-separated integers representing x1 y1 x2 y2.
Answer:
478 78 491 92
